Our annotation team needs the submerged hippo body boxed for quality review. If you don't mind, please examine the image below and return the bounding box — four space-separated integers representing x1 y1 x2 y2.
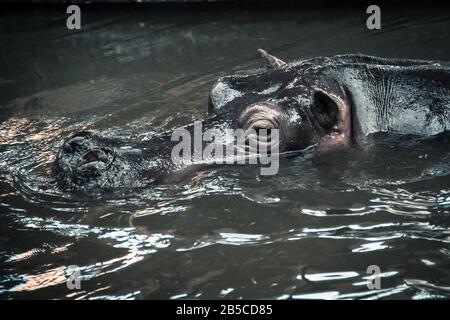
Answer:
54 50 450 190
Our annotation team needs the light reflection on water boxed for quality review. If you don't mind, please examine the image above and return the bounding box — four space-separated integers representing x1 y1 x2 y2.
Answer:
1 5 450 299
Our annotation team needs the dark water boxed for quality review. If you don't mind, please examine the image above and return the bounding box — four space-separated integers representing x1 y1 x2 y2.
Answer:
1 5 450 299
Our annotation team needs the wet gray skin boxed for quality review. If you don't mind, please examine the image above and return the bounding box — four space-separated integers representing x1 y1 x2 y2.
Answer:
54 50 450 190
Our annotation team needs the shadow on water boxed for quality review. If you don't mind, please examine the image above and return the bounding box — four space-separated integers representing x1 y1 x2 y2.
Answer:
1 4 450 299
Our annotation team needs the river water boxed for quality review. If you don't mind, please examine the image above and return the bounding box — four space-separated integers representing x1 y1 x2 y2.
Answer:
1 4 450 299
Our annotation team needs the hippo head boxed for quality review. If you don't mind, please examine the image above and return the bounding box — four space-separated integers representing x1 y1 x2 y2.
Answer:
54 50 358 191
208 49 353 154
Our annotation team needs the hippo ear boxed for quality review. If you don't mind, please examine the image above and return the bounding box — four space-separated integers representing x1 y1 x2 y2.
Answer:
257 49 287 70
310 88 345 130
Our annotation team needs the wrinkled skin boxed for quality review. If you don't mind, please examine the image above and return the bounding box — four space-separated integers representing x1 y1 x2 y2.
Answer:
54 50 450 190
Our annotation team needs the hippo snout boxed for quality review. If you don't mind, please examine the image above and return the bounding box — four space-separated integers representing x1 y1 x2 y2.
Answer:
76 149 114 179
54 131 120 189
60 132 115 170
54 130 162 190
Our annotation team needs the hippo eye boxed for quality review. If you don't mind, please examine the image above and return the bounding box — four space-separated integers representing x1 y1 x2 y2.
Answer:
239 103 282 131
251 119 277 133
255 127 272 137
238 102 285 153
244 118 278 149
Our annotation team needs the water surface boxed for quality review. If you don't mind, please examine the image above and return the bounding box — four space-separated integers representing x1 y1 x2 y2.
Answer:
1 5 450 299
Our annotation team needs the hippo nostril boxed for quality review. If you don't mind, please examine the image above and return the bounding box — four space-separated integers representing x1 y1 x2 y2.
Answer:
80 150 107 165
85 151 100 163
75 149 110 180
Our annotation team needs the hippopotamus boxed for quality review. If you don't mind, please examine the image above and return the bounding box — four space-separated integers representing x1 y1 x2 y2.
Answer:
53 50 450 190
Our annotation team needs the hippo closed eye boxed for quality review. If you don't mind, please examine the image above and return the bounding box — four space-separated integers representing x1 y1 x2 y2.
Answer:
54 50 450 190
